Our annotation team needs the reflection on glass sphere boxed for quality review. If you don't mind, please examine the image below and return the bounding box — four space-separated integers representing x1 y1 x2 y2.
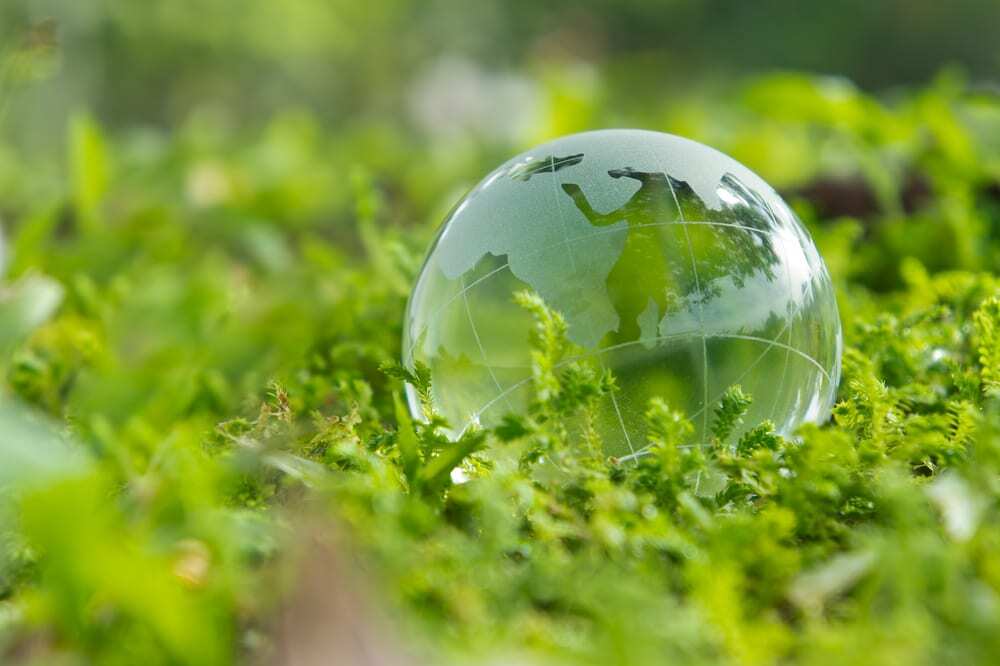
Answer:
403 129 842 454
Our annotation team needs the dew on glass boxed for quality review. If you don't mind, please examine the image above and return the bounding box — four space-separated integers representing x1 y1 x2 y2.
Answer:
403 129 842 455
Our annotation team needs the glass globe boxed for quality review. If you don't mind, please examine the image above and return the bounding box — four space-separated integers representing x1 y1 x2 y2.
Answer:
403 129 841 454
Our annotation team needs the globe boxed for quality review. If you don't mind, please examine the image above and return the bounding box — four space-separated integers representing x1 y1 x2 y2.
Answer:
403 129 842 456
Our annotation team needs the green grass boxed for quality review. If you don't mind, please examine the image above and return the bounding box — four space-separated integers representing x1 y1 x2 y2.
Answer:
1 63 1000 665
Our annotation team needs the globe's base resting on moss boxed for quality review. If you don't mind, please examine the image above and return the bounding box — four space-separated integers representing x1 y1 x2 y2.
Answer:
403 130 841 454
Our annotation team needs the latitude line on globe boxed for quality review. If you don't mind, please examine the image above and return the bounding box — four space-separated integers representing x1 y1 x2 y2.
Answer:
405 219 777 360
405 263 508 358
458 332 829 439
724 335 829 377
666 219 816 440
546 155 578 273
642 237 821 453
614 312 800 463
460 331 693 439
675 319 796 426
608 386 636 457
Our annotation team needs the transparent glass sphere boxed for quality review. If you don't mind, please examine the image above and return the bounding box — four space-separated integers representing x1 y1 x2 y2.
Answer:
403 130 841 453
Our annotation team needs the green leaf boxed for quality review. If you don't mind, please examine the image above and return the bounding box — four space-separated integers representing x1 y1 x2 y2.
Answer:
711 385 752 445
0 274 63 347
973 295 1000 397
68 112 109 229
393 393 420 487
0 402 87 491
417 430 487 494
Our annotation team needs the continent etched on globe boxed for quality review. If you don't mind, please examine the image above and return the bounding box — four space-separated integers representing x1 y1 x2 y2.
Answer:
404 130 842 455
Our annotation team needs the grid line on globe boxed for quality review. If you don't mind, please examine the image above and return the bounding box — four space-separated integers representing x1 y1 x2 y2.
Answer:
404 219 808 360
403 130 842 455
669 170 711 440
405 223 833 423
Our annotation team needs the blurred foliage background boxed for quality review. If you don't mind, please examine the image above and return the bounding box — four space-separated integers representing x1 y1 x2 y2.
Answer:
1 1 1000 665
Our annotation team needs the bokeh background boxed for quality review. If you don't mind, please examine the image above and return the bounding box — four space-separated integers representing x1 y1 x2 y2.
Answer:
6 0 1000 131
3 1 1000 283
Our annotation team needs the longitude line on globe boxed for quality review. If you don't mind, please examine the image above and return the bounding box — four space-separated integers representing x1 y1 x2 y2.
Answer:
769 208 796 419
406 264 508 359
460 274 513 415
551 159 632 454
609 384 637 457
618 283 813 463
666 176 711 442
547 156 577 272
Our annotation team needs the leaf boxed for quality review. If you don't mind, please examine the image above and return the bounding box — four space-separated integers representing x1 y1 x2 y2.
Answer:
973 295 1000 397
69 112 109 229
646 397 695 449
926 471 985 542
382 359 434 419
20 476 230 665
0 402 87 491
788 550 876 614
0 274 63 347
493 413 530 442
393 393 420 487
711 385 752 445
515 289 570 404
417 430 487 494
736 421 782 456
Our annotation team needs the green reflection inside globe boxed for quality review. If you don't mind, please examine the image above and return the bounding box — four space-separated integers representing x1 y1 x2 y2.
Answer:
403 129 842 455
